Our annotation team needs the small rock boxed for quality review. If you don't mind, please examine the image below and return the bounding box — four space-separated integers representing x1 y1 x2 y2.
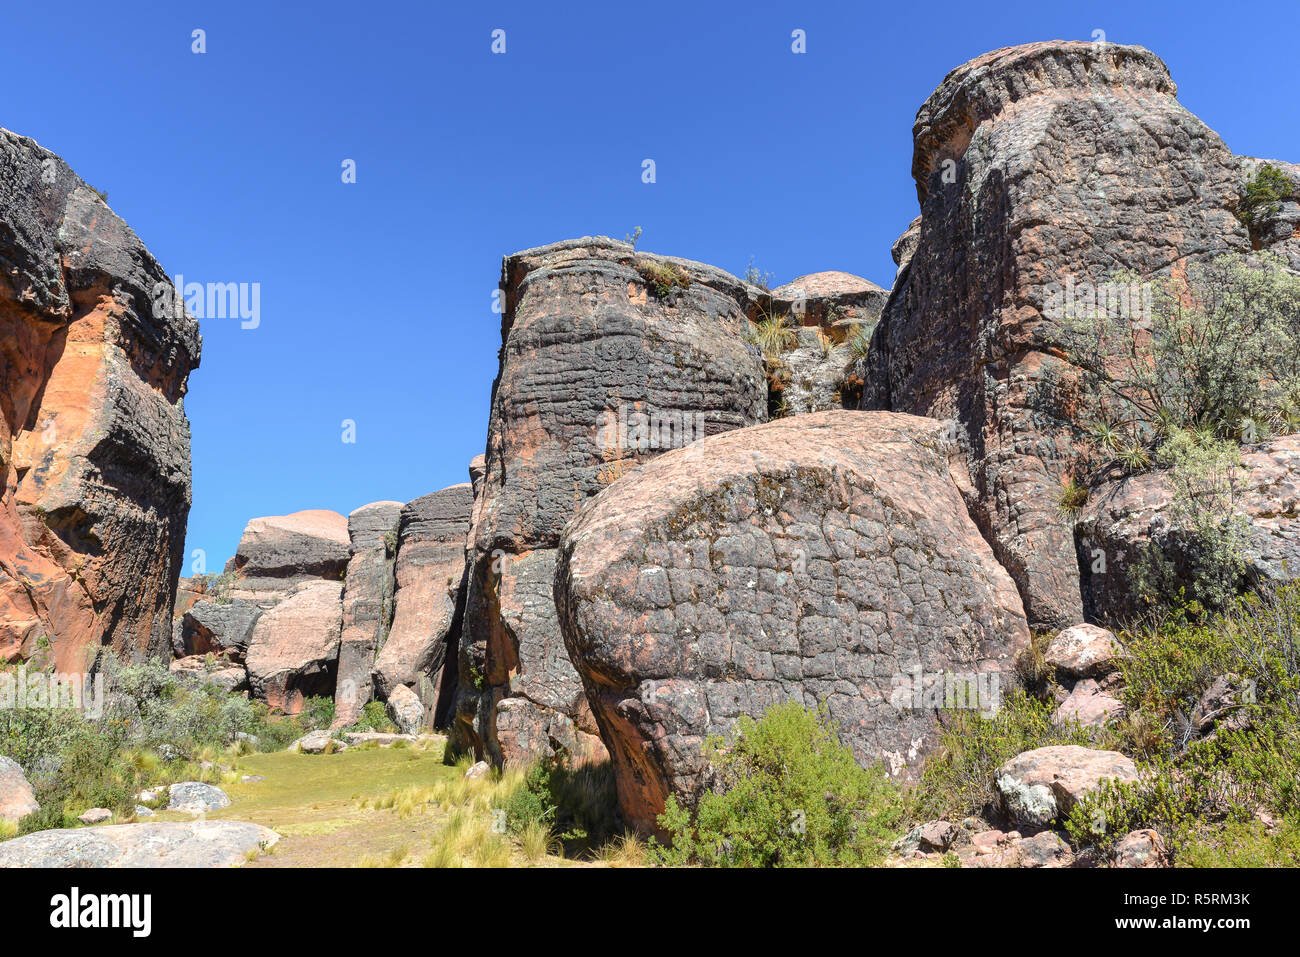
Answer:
386 684 426 735
1044 624 1124 679
1019 831 1074 868
166 782 231 814
0 756 40 824
895 819 966 855
241 775 265 783
134 806 155 818
1114 828 1167 868
290 730 347 754
1191 674 1251 736
78 808 112 825
464 761 490 779
997 746 1139 827
1053 679 1125 728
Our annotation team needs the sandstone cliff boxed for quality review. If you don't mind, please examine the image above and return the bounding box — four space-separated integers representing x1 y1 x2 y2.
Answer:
0 130 201 672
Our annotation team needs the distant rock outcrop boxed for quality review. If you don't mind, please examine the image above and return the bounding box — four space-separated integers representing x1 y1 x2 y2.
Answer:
0 129 201 671
859 41 1259 630
556 411 1029 832
333 501 402 727
372 484 472 728
453 237 768 766
766 271 886 414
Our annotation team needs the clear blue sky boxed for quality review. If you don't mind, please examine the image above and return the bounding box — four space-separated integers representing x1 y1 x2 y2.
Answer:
3 0 1296 569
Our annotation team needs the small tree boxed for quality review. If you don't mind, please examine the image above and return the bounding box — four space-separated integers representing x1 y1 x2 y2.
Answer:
1238 163 1293 229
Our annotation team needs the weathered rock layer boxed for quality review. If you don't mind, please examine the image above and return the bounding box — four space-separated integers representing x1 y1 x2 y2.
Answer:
0 129 201 671
556 411 1029 832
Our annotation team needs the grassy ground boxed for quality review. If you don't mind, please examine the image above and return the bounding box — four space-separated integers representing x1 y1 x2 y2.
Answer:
149 741 631 867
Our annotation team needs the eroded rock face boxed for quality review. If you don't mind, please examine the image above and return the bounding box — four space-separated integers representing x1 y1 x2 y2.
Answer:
860 42 1256 630
1076 435 1300 623
226 509 350 606
556 410 1029 832
333 501 402 727
244 580 343 713
174 598 260 659
454 236 768 765
372 484 472 728
0 129 201 670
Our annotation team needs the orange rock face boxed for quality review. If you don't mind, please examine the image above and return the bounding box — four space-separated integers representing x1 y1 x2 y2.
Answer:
0 129 200 670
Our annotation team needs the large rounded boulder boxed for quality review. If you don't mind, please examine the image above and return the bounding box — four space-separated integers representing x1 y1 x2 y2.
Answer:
555 410 1029 832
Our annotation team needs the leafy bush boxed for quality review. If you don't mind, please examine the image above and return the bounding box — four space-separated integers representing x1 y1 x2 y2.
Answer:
1238 163 1293 229
1051 253 1300 455
0 655 338 832
1066 584 1300 862
1127 428 1251 615
649 700 904 867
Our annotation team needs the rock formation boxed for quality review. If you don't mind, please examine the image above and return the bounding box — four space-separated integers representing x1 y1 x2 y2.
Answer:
859 41 1264 630
453 237 768 766
372 484 472 728
556 411 1029 831
765 271 886 414
333 501 402 726
0 129 201 671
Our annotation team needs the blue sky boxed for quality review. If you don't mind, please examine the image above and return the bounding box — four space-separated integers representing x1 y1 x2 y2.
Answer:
3 0 1297 569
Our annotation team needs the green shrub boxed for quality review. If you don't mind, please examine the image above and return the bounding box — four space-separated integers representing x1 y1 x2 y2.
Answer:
1066 584 1300 862
910 690 1103 822
1238 163 1293 229
1127 428 1251 616
636 261 690 298
345 700 398 734
1051 253 1300 450
649 700 904 867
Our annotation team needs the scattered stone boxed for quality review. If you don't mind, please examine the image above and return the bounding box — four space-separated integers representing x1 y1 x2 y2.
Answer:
1019 831 1075 868
1191 674 1252 736
386 684 426 735
895 819 966 855
464 761 490 780
997 746 1139 827
289 730 346 755
166 782 231 814
1044 624 1125 679
134 806 154 818
1053 679 1125 729
0 821 278 868
240 776 265 784
77 808 112 825
1114 828 1168 868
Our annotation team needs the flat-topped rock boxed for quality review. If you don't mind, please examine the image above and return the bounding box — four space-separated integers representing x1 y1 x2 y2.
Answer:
0 820 277 868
